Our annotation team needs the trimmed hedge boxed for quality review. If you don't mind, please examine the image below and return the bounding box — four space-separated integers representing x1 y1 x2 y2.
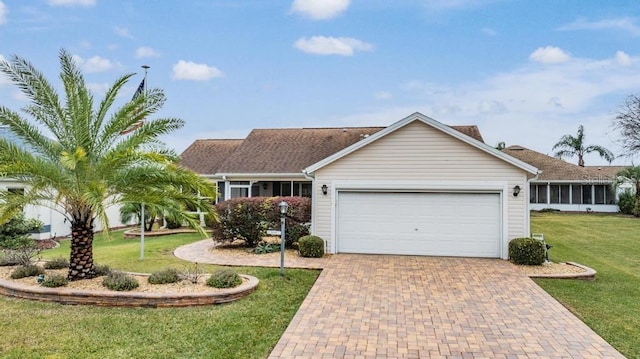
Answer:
211 196 311 247
508 237 546 265
298 235 324 258
206 269 242 288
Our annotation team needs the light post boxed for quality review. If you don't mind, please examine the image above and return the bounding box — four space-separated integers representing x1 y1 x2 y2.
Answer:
279 201 289 277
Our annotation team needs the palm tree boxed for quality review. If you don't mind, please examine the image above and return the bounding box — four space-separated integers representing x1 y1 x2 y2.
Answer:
0 50 216 280
552 125 614 167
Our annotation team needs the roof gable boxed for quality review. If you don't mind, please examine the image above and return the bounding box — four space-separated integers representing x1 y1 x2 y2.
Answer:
305 112 538 174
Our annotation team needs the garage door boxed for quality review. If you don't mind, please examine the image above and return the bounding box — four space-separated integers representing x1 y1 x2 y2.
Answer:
337 191 501 257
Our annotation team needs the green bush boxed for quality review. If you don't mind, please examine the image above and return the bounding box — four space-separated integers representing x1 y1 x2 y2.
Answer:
618 189 638 216
102 271 139 291
253 241 280 254
165 217 183 229
206 269 242 288
148 268 180 284
93 263 111 276
41 274 68 288
0 213 43 250
212 196 311 247
44 257 69 269
508 237 546 265
298 235 324 258
10 264 45 279
0 250 19 266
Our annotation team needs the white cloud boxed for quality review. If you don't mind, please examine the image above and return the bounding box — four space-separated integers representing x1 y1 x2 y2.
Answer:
294 36 373 56
0 1 7 25
558 17 640 37
290 0 349 20
529 46 571 64
616 51 632 66
374 91 392 100
114 26 133 39
72 55 115 73
135 46 161 59
172 60 223 81
481 27 497 36
339 50 640 165
46 0 96 7
87 82 110 95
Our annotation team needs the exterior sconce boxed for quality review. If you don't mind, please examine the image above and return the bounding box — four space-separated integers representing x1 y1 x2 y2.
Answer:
321 184 328 195
513 185 521 197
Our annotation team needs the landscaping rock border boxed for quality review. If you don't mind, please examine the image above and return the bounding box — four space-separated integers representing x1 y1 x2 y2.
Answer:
527 262 596 281
0 274 258 307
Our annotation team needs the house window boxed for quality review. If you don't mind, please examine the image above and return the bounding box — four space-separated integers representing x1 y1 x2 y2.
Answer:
7 188 24 196
229 181 250 199
571 185 582 204
606 186 616 204
550 185 560 204
293 182 312 198
582 185 592 205
560 185 570 204
536 185 547 204
216 182 226 203
280 182 292 196
594 185 606 204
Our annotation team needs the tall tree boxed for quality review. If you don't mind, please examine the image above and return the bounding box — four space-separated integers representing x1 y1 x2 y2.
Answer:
0 50 216 280
552 125 614 167
614 94 640 156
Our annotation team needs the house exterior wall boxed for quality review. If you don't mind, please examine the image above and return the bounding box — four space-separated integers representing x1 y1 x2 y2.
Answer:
312 120 530 258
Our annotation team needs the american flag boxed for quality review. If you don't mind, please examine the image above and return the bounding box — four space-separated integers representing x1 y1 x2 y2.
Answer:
132 78 145 101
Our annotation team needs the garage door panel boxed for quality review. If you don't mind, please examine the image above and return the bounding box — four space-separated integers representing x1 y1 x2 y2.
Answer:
337 192 500 257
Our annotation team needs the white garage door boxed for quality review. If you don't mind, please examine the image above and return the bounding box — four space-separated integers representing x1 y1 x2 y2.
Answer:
337 191 501 257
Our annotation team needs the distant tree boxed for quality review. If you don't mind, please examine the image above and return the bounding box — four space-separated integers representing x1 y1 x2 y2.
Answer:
613 166 640 216
552 125 614 167
614 94 640 156
495 142 506 150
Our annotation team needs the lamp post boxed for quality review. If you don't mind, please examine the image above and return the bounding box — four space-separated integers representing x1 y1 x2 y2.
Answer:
279 201 289 277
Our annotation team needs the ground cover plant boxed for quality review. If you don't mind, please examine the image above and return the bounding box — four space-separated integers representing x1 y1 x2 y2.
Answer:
0 230 318 358
531 212 640 358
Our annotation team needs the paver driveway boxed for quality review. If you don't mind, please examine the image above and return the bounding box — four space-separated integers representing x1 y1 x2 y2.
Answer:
269 254 624 358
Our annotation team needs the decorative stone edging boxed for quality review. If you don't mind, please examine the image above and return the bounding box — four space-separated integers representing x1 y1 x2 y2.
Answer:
527 262 596 281
0 274 259 307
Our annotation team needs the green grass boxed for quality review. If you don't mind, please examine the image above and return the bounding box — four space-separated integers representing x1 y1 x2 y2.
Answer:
1 230 319 359
531 212 640 358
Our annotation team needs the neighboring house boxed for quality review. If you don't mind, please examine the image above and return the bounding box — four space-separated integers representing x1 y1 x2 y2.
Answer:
181 112 538 259
0 127 129 239
503 145 628 213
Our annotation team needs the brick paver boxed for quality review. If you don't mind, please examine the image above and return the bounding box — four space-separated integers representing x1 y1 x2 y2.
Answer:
268 254 624 358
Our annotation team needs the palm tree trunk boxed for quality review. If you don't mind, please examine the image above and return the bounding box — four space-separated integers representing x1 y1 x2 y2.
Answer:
68 220 96 281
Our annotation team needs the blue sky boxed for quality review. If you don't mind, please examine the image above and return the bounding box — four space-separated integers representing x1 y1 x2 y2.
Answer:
2 0 640 165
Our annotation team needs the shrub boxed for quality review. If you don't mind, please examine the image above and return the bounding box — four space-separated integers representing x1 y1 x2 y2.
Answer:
211 196 311 247
44 257 69 269
618 189 638 216
206 269 242 288
0 250 19 266
41 274 68 288
508 237 546 265
0 213 43 250
254 241 280 254
102 271 139 291
93 263 111 276
165 217 183 229
10 264 45 279
181 263 204 284
148 268 180 284
298 235 325 258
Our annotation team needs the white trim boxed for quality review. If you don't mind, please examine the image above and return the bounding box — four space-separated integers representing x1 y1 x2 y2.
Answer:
304 112 538 175
214 173 306 178
330 180 509 259
530 179 615 184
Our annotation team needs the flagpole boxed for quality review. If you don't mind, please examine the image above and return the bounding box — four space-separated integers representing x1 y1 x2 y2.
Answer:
140 65 149 260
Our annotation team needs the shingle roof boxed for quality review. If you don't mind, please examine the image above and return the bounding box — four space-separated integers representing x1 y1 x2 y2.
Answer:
502 145 627 181
180 139 244 174
180 124 485 175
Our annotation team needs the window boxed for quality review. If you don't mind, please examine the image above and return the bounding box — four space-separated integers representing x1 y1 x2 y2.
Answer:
594 185 605 204
560 185 570 204
550 185 560 204
7 188 24 196
571 185 582 204
280 181 312 198
280 182 292 196
582 185 592 205
216 182 226 203
529 184 536 204
229 181 250 199
606 186 616 204
536 185 547 204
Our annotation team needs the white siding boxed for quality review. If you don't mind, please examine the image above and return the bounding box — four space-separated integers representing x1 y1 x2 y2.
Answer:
312 120 529 258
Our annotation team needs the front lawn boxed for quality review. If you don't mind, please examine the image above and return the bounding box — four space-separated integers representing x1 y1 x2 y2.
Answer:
0 231 319 359
531 212 640 358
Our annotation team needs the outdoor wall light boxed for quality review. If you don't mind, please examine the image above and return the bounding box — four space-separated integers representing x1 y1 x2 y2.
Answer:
321 184 328 195
513 185 521 197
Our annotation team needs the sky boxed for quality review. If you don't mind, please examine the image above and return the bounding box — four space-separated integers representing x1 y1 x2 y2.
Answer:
2 0 640 166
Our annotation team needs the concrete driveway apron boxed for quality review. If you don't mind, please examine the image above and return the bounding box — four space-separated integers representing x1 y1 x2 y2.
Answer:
269 254 624 358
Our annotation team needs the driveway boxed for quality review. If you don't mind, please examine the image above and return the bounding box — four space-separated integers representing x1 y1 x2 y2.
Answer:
269 254 624 358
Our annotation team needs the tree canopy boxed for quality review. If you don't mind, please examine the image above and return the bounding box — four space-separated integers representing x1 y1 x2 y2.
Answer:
552 125 614 167
0 49 216 280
